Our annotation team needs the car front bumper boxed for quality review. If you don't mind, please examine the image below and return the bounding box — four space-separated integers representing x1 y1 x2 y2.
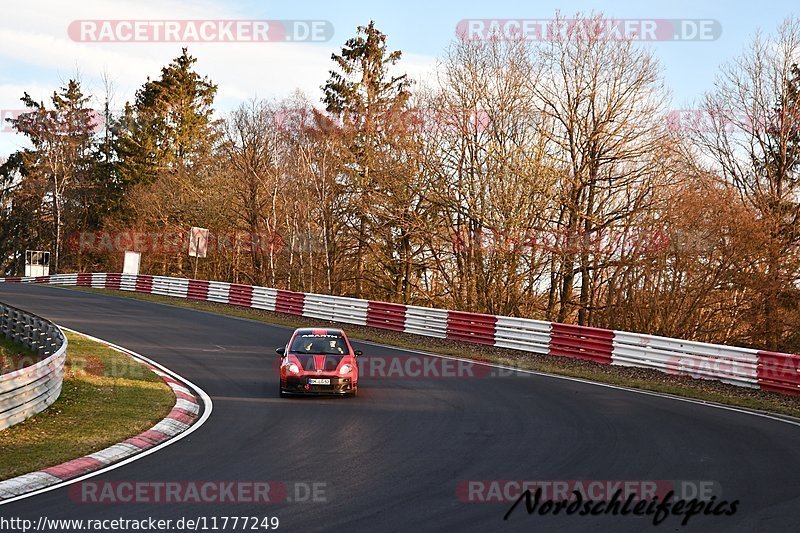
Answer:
282 375 355 395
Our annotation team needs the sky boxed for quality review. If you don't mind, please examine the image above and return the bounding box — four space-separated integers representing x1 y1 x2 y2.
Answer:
0 0 797 157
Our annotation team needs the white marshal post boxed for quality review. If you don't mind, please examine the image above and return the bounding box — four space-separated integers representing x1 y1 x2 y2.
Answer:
24 250 50 277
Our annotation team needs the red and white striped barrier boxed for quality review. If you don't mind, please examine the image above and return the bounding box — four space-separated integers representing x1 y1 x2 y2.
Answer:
4 272 800 396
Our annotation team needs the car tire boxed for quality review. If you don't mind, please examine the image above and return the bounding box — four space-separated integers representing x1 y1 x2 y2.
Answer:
350 386 358 397
279 386 288 398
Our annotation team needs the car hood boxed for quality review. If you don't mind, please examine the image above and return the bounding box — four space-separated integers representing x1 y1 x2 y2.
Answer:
292 353 346 373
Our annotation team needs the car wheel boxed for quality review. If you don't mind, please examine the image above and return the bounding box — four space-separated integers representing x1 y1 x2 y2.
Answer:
350 386 358 397
279 386 288 398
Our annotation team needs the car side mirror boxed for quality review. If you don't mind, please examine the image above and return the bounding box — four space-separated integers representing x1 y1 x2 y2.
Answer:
276 347 285 356
354 350 362 357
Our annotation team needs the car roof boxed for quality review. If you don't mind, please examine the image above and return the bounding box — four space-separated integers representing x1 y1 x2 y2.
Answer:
293 327 344 336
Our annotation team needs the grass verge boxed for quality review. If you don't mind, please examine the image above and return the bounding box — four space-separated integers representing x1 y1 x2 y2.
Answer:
0 331 175 480
64 286 800 418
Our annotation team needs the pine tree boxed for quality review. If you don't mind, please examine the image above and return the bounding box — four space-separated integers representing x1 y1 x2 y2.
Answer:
114 48 220 275
116 48 218 189
322 21 412 297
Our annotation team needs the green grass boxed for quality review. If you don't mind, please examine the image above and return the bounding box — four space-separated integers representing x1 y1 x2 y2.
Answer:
64 286 800 418
0 337 39 375
0 331 175 480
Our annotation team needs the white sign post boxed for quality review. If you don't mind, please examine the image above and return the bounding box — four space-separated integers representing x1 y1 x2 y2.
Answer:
122 251 140 275
188 227 209 279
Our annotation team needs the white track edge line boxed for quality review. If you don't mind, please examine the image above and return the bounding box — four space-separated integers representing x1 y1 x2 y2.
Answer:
0 327 213 506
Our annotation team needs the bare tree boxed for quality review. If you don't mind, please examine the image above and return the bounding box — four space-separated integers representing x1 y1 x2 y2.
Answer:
530 12 669 324
221 99 285 285
694 16 800 349
421 36 555 313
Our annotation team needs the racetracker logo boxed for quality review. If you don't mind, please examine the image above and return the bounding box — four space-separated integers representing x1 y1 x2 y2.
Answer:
69 481 328 504
0 354 57 375
1 108 105 134
457 19 721 41
67 230 285 255
667 109 800 134
68 20 334 42
270 106 493 134
0 357 64 383
457 479 722 503
355 356 525 379
663 354 751 381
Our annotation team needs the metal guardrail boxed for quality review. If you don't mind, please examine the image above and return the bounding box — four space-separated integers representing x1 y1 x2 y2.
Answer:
0 302 67 431
612 330 760 387
4 272 800 396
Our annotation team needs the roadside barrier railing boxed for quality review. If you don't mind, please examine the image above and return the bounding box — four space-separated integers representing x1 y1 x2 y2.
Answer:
0 301 67 430
4 273 798 396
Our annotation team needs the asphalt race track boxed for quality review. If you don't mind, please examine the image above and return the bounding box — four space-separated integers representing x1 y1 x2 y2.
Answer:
2 283 800 532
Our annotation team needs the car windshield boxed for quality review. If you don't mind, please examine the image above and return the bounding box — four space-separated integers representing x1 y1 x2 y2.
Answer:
290 334 347 355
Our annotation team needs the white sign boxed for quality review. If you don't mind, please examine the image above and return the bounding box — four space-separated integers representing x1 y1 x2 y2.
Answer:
123 251 140 275
189 227 209 258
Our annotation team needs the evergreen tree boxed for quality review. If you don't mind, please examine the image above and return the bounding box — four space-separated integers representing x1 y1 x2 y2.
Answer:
116 48 219 190
114 48 221 275
322 21 412 297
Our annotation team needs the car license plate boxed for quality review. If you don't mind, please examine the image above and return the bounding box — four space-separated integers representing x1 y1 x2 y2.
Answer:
308 378 331 385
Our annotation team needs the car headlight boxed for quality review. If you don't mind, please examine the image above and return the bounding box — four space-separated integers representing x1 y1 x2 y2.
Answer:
285 363 300 375
339 364 353 375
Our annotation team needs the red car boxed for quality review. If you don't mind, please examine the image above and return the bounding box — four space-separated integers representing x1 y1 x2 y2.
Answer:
277 328 361 397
